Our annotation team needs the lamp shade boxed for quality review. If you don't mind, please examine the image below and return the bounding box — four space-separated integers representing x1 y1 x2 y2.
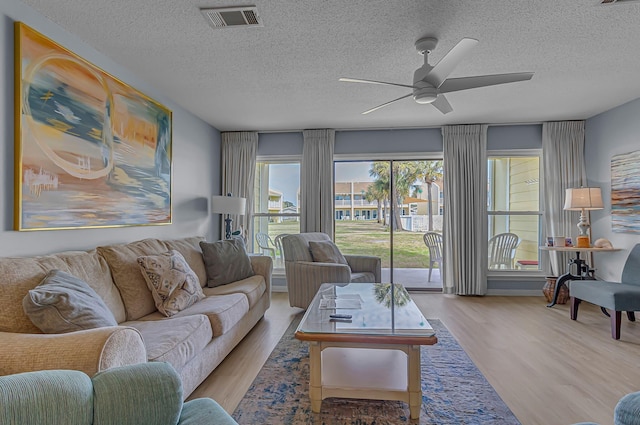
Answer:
563 187 604 211
211 195 246 215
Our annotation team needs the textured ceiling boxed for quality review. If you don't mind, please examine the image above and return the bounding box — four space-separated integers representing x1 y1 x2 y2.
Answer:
20 0 640 131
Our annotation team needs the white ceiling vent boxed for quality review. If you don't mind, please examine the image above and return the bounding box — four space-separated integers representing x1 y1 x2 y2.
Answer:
200 6 262 29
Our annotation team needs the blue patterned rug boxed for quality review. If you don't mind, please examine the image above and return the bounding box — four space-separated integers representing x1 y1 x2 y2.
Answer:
233 315 520 424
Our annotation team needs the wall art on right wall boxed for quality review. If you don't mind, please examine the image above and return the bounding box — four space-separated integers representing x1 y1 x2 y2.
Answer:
611 149 640 233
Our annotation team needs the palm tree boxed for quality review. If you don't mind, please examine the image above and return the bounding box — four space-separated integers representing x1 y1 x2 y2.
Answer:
364 182 386 224
414 160 443 231
369 161 424 231
369 162 391 227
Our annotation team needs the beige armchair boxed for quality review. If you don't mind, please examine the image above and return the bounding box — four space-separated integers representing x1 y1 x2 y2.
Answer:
281 232 381 309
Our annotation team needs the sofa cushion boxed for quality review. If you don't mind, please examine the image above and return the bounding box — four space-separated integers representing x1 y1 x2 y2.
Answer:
56 250 127 323
22 270 118 333
98 239 167 321
203 275 266 309
200 239 254 288
172 294 249 337
163 237 207 287
309 240 348 265
0 250 125 333
137 250 205 317
123 315 212 371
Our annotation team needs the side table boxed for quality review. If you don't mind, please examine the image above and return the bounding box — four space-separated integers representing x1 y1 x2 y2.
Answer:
540 246 620 307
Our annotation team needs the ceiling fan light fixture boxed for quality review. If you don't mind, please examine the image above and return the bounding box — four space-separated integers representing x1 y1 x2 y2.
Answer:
340 37 533 115
413 88 437 104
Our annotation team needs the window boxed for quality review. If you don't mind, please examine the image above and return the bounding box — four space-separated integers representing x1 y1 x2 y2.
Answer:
253 160 300 270
487 153 542 271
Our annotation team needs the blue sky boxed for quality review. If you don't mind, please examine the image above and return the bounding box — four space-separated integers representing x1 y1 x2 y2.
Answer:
270 161 373 205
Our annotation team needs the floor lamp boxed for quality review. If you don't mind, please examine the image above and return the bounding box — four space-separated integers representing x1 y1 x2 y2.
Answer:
563 187 604 248
211 193 246 240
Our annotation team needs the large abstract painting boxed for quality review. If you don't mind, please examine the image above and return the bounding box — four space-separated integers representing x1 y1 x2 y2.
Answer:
611 149 640 233
14 22 172 231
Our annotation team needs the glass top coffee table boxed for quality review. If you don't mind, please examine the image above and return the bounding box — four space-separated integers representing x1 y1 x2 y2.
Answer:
295 282 437 419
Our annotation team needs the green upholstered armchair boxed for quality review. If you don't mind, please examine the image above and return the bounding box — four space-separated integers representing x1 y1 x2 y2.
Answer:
0 362 238 425
281 232 381 309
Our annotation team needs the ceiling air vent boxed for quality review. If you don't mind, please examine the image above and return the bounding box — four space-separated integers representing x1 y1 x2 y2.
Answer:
200 6 263 29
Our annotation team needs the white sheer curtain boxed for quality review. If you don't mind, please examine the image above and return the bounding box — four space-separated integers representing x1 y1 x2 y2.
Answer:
300 129 335 238
221 132 258 241
442 124 488 295
542 121 586 276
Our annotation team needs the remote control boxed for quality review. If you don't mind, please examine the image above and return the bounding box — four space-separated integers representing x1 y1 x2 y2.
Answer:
330 318 352 323
329 314 352 319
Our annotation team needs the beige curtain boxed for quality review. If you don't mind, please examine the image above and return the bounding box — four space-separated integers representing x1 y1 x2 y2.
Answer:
300 129 335 238
221 132 258 241
442 124 488 295
542 121 586 276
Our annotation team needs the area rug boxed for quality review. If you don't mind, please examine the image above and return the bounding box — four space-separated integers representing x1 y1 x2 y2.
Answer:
233 316 520 424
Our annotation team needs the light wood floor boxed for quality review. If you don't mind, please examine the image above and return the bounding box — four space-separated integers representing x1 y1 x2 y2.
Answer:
189 292 640 425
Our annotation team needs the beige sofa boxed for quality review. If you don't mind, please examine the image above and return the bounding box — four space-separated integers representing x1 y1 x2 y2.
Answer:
0 236 272 398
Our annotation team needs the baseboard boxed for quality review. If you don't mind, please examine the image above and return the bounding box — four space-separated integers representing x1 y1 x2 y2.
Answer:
272 286 542 296
486 289 544 296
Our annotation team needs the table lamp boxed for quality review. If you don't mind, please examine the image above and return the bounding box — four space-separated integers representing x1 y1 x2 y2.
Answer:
211 193 246 239
563 187 604 248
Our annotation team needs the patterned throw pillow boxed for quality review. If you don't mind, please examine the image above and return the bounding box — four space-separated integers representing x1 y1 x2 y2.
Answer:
308 240 348 265
137 250 205 317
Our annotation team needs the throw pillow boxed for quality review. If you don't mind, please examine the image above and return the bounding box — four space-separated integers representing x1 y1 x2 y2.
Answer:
23 269 118 333
200 238 254 287
137 250 205 317
308 240 348 265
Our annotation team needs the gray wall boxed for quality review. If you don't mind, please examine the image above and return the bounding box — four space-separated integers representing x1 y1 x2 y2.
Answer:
1 0 220 257
585 98 640 281
258 124 542 156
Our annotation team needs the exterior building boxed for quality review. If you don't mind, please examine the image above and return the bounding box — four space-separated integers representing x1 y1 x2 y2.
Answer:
334 182 379 220
267 189 283 222
333 181 444 231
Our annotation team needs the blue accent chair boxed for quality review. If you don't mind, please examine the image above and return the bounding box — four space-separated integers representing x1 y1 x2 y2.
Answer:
570 244 640 340
573 391 640 424
0 362 238 425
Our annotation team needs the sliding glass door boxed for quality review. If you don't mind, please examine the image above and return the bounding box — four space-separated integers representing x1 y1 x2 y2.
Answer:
334 159 444 290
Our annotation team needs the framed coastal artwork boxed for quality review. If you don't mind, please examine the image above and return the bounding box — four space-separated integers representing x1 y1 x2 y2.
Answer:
611 149 640 234
14 22 172 231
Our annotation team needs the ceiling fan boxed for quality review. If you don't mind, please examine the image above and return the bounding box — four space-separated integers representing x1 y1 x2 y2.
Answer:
339 37 534 115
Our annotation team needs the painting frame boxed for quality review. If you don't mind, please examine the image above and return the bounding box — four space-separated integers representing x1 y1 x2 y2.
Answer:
14 22 172 231
611 149 640 234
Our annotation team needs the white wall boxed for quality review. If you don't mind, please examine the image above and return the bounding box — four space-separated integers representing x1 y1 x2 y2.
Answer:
585 98 640 281
1 0 221 257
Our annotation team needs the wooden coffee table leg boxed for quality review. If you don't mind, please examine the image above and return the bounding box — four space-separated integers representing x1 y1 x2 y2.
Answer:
309 342 322 412
408 344 422 419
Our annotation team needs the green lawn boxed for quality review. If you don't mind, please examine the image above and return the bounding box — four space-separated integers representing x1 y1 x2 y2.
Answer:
266 220 431 268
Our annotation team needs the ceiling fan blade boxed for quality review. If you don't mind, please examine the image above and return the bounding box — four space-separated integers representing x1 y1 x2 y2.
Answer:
362 93 413 115
438 72 534 94
339 77 416 89
424 38 479 88
431 95 453 114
